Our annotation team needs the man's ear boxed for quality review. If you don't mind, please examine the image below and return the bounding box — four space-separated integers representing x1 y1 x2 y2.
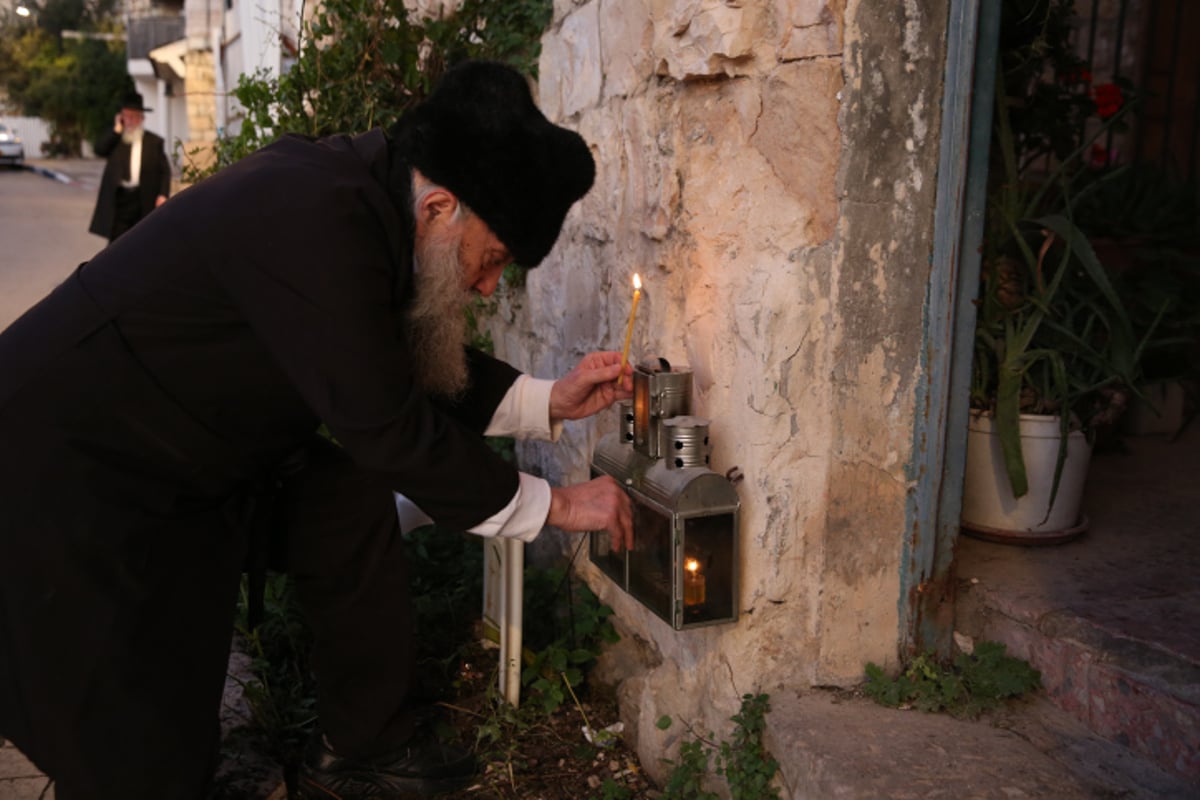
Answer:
415 187 459 235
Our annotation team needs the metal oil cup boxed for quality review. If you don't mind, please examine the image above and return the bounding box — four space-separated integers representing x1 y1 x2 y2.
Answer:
632 357 693 459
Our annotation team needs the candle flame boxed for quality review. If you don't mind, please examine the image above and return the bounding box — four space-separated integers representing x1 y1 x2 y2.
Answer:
632 273 642 290
685 558 700 574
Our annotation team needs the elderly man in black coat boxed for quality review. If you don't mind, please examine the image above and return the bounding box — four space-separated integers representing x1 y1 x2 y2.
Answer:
89 91 172 241
0 61 633 800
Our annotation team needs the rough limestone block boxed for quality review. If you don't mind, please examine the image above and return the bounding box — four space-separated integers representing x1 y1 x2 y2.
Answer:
779 0 844 60
654 0 761 79
598 0 654 99
539 2 602 119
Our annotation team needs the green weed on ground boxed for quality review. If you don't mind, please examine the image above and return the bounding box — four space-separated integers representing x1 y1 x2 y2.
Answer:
657 692 782 800
863 640 1041 718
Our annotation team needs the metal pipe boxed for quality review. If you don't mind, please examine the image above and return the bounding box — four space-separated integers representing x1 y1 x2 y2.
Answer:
502 537 523 707
211 25 226 136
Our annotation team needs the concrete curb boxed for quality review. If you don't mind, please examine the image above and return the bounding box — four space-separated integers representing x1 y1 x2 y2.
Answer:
23 163 74 185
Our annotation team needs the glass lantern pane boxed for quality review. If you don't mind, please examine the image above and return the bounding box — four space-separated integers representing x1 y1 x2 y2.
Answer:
627 503 673 623
589 529 626 588
681 513 735 625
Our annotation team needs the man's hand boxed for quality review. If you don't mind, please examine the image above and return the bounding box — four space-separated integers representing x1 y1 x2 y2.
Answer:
549 351 633 423
548 477 633 552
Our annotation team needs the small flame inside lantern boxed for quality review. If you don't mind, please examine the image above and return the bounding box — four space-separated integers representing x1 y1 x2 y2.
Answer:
683 557 706 606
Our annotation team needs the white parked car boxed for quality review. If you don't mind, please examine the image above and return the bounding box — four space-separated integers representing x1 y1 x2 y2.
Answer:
0 124 26 167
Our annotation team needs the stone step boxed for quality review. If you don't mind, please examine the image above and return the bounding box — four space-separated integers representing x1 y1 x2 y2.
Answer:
766 689 1196 799
955 568 1200 784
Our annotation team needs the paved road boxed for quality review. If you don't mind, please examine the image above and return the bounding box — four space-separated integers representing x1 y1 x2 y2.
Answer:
0 159 106 330
0 158 105 799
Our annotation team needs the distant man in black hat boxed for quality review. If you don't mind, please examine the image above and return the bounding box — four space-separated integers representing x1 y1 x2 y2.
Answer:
0 61 633 799
89 90 171 241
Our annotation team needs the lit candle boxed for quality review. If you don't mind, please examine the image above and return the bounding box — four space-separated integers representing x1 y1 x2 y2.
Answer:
683 557 706 606
616 273 642 381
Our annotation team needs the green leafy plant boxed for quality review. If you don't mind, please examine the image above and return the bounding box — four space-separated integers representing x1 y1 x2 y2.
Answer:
662 738 719 800
0 0 129 153
863 641 1041 719
179 0 552 183
228 574 319 788
520 566 620 714
1071 165 1200 389
590 777 635 800
464 567 621 788
659 693 782 800
971 0 1170 502
472 678 548 779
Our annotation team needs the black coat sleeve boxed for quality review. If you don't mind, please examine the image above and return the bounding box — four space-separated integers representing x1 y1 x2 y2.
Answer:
94 127 120 158
199 142 521 530
431 348 522 433
152 134 171 198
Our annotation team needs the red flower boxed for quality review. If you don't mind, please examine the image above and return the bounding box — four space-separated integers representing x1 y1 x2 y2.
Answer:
1093 82 1123 119
1089 143 1115 169
1061 67 1093 86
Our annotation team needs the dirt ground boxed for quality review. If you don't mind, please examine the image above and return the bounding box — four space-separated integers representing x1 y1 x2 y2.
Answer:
213 638 658 800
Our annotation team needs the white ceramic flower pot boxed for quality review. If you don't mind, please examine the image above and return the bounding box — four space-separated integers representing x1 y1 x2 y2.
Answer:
961 411 1092 545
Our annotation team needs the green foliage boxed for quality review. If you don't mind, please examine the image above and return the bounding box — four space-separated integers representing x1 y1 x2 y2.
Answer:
1071 165 1200 386
1072 165 1200 246
520 566 619 714
230 543 620 785
472 680 543 770
469 564 620 780
404 526 487 694
660 693 781 800
590 777 635 800
0 1 129 154
662 739 719 800
231 574 319 775
971 0 1169 500
863 641 1042 719
716 694 781 800
181 0 552 183
998 0 1100 172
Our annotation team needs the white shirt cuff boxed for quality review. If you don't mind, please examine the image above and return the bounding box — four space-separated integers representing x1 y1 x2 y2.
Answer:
393 472 551 543
466 472 551 542
485 375 562 442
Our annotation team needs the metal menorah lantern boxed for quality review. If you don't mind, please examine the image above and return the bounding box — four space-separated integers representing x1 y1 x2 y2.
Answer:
590 357 739 630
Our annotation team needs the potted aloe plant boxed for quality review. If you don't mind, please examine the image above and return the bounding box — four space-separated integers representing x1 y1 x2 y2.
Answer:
961 0 1168 543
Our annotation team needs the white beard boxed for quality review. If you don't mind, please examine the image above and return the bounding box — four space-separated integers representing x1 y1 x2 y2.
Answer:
407 225 473 398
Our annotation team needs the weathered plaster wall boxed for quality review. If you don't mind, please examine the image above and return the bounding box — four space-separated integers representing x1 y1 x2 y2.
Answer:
494 0 948 783
822 0 947 678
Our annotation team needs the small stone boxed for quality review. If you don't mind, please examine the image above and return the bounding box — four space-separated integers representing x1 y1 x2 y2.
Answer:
587 775 602 789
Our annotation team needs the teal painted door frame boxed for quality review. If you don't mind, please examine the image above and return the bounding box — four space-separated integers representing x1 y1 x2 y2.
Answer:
901 0 1001 656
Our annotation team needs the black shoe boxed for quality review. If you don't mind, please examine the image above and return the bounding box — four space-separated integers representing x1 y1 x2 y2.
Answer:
296 733 477 799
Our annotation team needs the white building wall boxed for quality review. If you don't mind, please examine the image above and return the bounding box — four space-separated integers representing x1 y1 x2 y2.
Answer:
0 116 51 160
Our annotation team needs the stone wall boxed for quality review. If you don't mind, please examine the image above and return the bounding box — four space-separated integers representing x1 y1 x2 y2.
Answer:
501 0 949 784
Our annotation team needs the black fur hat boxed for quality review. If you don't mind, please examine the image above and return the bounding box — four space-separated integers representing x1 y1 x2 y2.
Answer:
390 61 595 267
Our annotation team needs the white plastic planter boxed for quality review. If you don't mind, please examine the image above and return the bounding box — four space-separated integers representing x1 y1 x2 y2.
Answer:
961 411 1092 545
